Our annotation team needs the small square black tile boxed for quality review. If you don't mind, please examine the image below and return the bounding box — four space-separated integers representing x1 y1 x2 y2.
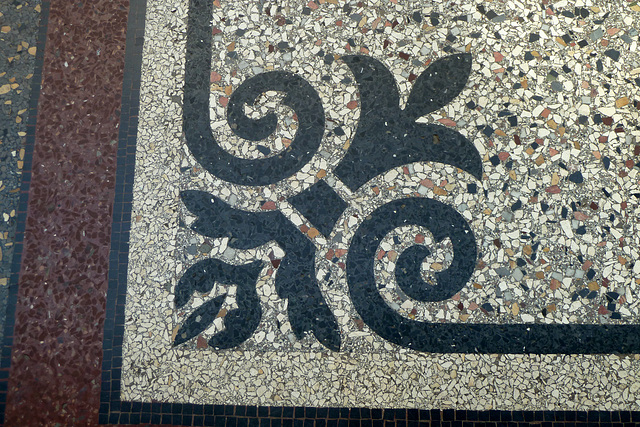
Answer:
443 409 454 421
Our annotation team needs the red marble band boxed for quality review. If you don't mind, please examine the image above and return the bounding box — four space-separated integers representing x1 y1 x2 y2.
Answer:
5 0 129 424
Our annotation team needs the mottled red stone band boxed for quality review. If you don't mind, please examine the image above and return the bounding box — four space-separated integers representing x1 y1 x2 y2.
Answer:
5 0 129 425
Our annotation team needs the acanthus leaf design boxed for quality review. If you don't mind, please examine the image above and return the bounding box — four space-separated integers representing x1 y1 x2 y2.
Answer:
174 258 263 349
179 191 342 351
181 15 482 350
334 54 482 191
403 53 473 122
173 294 226 348
181 190 278 250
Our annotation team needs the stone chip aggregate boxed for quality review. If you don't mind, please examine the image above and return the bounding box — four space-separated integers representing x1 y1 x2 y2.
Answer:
122 0 640 410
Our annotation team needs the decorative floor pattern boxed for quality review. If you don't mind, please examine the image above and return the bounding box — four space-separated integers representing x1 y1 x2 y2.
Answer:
1 0 640 425
109 0 640 414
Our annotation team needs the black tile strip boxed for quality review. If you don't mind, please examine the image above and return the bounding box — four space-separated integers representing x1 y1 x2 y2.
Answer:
99 0 147 423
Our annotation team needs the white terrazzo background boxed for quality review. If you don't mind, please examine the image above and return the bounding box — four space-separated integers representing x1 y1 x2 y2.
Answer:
121 0 640 409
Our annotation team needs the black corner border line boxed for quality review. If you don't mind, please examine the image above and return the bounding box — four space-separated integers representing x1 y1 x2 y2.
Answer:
100 0 640 425
99 0 146 423
0 1 51 424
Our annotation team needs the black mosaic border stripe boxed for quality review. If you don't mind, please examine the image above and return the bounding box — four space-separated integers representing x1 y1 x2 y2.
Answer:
99 0 146 423
100 0 640 425
0 2 50 424
99 403 640 426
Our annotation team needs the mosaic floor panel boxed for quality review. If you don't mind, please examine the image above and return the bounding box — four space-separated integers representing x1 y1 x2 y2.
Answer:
2 0 640 425
105 0 640 416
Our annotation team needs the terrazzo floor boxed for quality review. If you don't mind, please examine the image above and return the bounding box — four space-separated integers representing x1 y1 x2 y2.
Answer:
1 0 640 425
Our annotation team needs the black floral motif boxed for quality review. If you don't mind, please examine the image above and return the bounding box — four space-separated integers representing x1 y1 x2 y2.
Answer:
334 54 482 191
177 191 341 351
180 17 483 350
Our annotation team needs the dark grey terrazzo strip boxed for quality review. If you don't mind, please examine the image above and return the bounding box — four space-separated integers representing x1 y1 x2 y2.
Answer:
0 0 41 346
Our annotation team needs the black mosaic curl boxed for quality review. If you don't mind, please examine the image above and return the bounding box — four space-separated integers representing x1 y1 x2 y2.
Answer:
184 0 324 186
348 197 477 350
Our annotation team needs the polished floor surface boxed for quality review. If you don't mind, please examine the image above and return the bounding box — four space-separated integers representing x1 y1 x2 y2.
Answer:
1 0 640 425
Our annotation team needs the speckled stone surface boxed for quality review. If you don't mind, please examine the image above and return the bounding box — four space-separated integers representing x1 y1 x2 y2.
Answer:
2 0 640 425
0 0 41 349
109 0 640 415
2 0 129 425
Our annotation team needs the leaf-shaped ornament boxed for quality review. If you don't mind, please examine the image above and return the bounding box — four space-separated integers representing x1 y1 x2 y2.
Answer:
173 258 264 349
403 53 472 122
180 190 277 250
173 294 226 347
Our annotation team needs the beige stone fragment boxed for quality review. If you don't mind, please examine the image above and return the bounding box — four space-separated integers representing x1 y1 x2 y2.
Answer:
616 97 629 108
171 324 180 342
